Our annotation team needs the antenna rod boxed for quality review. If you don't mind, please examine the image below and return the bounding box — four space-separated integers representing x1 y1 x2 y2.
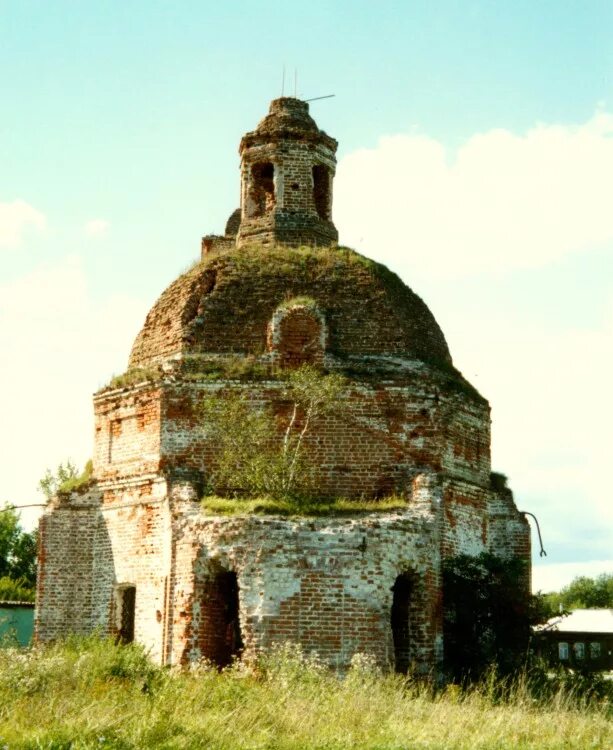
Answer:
304 94 336 102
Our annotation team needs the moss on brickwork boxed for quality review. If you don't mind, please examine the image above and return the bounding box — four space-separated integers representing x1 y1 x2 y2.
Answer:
180 355 282 382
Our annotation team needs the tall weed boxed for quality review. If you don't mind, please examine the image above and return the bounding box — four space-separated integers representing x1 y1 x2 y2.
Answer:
0 638 610 749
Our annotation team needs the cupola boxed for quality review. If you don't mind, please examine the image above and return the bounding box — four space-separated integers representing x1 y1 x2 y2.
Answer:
236 98 338 248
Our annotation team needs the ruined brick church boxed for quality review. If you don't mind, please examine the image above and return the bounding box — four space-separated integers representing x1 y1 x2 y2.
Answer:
36 98 530 674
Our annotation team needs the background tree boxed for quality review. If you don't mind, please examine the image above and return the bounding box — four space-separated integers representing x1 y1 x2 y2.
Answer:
539 573 613 616
0 506 37 601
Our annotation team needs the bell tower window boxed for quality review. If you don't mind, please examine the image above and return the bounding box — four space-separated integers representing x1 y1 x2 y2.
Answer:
312 164 330 220
248 162 275 218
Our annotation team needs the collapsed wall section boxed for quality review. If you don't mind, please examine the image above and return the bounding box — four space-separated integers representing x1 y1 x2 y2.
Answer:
488 479 531 588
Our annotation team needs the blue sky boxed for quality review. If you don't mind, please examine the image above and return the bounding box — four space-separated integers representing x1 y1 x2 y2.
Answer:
1 1 612 591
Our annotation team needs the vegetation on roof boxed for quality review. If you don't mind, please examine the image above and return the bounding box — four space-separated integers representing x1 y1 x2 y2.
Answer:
38 459 94 500
181 355 282 383
101 366 162 392
200 365 346 501
200 495 408 517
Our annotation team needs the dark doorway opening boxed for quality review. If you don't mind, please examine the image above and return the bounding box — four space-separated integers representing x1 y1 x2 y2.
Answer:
117 585 136 644
391 573 412 674
200 570 243 668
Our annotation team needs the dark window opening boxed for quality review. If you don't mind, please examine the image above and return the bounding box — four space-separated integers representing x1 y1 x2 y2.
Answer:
117 585 136 644
249 162 275 218
312 164 330 220
391 573 412 674
200 570 243 668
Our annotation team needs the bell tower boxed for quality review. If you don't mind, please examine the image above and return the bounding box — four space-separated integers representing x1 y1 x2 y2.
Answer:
236 98 338 248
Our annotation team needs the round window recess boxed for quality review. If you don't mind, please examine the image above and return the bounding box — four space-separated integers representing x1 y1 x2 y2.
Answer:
291 182 300 190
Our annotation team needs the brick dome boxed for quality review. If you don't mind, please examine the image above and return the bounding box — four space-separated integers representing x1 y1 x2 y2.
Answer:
129 244 453 371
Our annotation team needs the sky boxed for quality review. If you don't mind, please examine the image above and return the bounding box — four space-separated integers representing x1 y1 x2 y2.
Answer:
1 1 612 593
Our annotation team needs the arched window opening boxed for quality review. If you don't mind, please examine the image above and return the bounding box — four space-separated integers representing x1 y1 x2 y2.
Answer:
391 573 413 674
277 307 324 368
116 585 136 644
249 162 275 218
312 164 330 220
199 570 243 668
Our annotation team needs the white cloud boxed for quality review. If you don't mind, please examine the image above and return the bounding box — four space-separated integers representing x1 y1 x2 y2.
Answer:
447 296 613 566
0 200 46 248
84 218 110 236
335 112 613 572
335 112 613 277
0 256 147 530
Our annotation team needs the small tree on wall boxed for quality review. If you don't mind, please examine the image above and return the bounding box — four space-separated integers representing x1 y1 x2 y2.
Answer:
200 365 345 502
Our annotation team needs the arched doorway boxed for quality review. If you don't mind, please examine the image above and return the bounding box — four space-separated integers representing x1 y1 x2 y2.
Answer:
200 570 243 668
391 573 413 674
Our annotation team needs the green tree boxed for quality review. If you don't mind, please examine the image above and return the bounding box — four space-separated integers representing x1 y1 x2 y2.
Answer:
201 365 345 502
540 573 613 615
443 553 544 682
0 506 37 597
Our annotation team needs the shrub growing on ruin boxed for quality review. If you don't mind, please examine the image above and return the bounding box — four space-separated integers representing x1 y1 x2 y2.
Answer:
443 552 546 682
200 365 345 503
38 459 93 501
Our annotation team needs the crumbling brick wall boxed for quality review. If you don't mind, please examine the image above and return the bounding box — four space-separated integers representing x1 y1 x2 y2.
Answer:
169 491 442 673
96 331 493 498
36 479 172 663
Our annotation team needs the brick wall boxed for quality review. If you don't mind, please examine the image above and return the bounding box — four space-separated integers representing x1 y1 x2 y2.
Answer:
37 478 172 663
168 490 442 673
94 386 162 481
153 373 489 499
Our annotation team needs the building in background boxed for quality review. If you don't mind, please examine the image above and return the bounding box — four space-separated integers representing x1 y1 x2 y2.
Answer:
535 609 613 672
0 601 34 648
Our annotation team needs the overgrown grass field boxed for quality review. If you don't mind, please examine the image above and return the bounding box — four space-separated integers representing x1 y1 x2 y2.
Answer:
0 638 610 750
